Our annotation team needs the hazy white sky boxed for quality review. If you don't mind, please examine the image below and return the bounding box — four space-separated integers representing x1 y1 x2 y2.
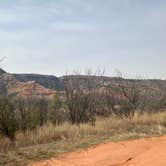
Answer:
0 0 166 78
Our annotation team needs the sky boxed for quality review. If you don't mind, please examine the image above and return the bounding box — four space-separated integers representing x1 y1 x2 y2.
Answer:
0 0 166 78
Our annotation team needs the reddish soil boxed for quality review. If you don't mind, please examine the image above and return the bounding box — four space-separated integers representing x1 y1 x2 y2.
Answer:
29 136 166 166
0 73 56 97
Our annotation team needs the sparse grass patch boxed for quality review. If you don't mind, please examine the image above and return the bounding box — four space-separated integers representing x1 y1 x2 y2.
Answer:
1 111 166 166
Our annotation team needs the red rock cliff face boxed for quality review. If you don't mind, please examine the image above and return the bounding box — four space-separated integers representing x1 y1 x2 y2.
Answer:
0 73 56 97
17 81 56 96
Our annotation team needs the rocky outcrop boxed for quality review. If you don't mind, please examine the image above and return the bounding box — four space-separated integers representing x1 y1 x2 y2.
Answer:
0 71 56 97
14 81 56 96
13 74 62 90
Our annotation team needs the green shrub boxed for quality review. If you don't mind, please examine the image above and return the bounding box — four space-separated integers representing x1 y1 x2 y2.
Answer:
0 97 17 141
49 94 68 125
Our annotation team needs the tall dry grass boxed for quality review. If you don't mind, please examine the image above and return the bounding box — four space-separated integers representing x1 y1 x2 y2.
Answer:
1 111 166 165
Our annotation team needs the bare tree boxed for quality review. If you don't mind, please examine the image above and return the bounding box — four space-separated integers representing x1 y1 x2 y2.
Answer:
106 71 142 118
140 82 166 112
63 69 104 125
66 90 97 125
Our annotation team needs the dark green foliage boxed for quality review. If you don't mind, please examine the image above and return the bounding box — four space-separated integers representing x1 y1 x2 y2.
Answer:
51 94 62 110
49 94 68 125
0 97 17 141
14 97 49 131
35 97 49 126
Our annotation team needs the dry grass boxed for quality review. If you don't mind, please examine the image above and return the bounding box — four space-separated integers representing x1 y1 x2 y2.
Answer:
1 111 166 166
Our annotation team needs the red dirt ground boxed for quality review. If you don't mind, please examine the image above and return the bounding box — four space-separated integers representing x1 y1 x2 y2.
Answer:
29 135 166 166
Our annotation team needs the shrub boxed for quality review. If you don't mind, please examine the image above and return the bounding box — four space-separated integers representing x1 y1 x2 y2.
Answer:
49 94 68 125
0 97 17 141
66 90 96 125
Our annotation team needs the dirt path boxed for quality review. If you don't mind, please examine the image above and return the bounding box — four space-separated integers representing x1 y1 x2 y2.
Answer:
29 136 166 166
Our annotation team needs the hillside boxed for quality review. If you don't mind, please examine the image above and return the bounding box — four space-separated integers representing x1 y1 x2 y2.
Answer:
13 73 62 90
60 75 166 90
0 69 56 97
0 68 166 96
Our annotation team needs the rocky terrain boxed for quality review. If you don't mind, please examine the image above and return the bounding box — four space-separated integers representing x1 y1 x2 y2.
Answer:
0 68 166 97
0 69 56 97
14 73 62 90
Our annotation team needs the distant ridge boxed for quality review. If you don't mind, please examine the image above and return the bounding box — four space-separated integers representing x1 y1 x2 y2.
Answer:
13 73 63 90
0 69 56 97
0 68 165 96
